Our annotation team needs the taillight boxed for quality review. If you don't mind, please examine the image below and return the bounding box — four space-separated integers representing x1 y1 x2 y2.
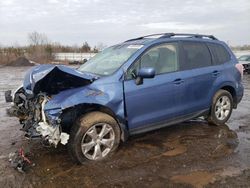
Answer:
235 63 244 79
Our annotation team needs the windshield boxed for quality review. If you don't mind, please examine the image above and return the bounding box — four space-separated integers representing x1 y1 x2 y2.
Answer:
78 44 143 76
238 55 250 61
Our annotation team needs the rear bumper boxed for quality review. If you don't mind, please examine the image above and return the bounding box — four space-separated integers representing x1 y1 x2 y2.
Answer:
236 82 244 106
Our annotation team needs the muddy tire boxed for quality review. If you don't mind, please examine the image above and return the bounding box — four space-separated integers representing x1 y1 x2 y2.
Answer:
68 111 121 164
207 89 233 126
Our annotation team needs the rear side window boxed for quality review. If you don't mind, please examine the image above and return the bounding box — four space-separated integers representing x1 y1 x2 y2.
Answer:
181 42 212 70
207 43 231 64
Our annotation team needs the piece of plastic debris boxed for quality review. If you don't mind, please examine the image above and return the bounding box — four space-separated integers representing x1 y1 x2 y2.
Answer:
8 147 33 173
60 133 70 145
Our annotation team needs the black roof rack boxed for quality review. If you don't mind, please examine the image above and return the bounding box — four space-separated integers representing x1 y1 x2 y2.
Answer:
125 33 218 42
125 33 174 42
160 33 218 40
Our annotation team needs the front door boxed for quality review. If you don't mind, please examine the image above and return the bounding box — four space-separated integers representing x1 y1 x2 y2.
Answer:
124 42 185 132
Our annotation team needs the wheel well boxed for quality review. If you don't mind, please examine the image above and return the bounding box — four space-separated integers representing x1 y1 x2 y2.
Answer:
60 103 128 141
221 86 237 108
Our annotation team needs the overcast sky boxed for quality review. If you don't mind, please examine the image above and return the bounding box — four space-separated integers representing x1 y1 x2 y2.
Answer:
0 0 249 47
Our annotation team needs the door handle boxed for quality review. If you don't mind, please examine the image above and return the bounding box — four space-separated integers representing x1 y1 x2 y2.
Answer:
212 70 220 77
173 78 184 85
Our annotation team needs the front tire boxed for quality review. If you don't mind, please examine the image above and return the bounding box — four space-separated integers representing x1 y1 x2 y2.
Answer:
207 89 233 126
68 111 121 164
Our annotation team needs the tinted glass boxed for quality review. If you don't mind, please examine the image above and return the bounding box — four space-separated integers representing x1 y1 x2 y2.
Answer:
126 43 179 79
207 43 231 64
181 42 212 70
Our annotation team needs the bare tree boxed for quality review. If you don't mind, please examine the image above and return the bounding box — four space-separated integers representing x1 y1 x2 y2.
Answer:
28 31 49 46
27 31 52 63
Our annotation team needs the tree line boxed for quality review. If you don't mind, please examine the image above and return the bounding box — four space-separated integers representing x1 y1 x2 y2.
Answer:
230 45 250 51
1 31 250 65
0 31 106 65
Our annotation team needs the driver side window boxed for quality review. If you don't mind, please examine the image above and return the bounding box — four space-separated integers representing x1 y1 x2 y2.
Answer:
126 43 179 79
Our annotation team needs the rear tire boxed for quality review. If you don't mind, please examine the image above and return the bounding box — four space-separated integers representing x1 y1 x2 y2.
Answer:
207 89 233 126
68 111 121 164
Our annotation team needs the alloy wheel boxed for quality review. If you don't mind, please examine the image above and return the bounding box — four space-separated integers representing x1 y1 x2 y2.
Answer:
81 123 115 160
215 96 231 121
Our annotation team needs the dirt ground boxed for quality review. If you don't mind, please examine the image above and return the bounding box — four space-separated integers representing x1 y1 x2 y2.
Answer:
0 66 250 188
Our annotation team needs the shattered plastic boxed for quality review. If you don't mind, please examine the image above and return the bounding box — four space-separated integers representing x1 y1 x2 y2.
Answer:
8 147 32 173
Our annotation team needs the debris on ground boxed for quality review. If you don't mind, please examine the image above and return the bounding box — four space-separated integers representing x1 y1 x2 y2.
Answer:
8 147 34 173
7 57 35 67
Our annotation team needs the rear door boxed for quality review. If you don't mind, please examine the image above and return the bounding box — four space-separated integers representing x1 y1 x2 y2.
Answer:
178 41 215 113
124 42 186 131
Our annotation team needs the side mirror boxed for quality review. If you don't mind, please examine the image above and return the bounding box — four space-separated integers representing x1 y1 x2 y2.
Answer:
137 67 155 79
135 67 155 85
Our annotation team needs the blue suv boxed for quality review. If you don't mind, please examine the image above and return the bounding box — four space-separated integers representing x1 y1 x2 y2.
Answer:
5 33 244 163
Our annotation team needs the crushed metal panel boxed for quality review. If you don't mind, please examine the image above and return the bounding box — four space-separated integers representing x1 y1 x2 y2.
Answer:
23 64 98 95
44 81 126 121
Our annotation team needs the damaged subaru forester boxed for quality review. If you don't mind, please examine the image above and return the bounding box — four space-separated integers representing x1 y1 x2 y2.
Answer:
5 33 244 163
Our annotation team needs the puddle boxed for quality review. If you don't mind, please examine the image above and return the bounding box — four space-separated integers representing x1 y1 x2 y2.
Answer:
163 139 187 157
171 171 216 188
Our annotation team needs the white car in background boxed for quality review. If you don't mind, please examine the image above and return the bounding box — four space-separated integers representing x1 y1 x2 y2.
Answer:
238 55 250 74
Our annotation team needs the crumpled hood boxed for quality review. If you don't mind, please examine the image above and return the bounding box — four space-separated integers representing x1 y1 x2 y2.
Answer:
23 64 98 95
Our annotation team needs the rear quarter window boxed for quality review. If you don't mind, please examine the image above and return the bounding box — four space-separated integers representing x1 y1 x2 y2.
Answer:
207 43 231 65
181 41 212 70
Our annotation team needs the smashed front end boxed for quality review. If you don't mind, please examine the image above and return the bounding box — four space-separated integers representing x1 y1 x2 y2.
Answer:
5 65 96 147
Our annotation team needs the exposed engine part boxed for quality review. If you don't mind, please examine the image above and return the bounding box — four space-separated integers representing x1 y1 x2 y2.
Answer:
36 122 61 146
7 88 69 147
35 94 69 146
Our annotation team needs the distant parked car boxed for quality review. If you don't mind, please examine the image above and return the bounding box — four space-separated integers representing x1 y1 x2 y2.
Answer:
5 33 244 163
238 55 250 74
69 60 81 65
69 59 88 65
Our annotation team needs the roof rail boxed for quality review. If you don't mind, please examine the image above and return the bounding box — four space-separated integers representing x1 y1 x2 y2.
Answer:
160 33 218 40
125 33 174 42
125 33 217 42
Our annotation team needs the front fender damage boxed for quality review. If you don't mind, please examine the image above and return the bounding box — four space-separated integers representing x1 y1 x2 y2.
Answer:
7 64 126 147
9 85 125 147
43 84 127 143
6 65 98 147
